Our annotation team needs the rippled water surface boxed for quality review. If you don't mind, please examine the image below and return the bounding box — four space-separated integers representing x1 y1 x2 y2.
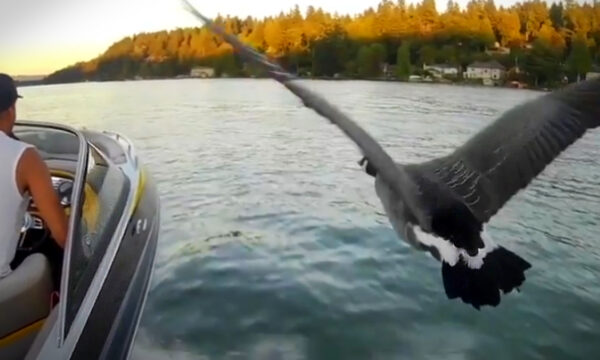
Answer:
19 80 600 360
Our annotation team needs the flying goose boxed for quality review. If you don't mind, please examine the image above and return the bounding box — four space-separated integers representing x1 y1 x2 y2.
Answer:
182 0 600 309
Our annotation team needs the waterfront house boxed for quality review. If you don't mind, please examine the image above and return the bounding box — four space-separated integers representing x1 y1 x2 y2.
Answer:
423 63 460 79
190 67 215 78
465 60 506 85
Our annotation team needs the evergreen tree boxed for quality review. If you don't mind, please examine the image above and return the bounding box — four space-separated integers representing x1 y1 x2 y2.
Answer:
549 2 564 29
567 34 593 81
396 42 412 80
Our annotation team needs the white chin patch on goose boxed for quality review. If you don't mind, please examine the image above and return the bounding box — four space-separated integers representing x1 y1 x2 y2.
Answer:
412 225 460 266
457 227 499 269
412 225 498 269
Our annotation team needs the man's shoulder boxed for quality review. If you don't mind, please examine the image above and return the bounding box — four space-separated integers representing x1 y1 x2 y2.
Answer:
0 131 33 151
19 147 43 167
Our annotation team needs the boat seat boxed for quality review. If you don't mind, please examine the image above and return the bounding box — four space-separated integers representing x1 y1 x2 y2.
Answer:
0 254 53 360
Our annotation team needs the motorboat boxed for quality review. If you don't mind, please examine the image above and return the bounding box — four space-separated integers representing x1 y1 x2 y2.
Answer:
0 121 160 360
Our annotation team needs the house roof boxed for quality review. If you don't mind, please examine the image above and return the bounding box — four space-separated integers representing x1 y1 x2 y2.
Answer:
468 60 506 70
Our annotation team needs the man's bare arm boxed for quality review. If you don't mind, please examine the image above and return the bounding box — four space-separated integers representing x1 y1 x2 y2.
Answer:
18 148 68 248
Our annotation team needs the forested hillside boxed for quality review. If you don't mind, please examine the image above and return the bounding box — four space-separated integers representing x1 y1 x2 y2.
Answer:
45 0 600 87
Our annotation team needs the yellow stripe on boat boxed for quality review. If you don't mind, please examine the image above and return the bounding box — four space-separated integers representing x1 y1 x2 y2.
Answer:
0 318 46 348
132 167 147 214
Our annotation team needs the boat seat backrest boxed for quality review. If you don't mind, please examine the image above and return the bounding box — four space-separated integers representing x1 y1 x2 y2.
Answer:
0 254 53 360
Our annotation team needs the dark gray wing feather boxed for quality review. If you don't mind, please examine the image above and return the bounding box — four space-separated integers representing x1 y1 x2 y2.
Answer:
408 79 600 224
181 0 428 223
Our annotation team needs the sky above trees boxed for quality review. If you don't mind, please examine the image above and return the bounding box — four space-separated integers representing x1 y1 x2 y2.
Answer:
2 0 538 75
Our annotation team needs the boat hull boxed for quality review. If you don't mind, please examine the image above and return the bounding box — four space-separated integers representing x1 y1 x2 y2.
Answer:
70 170 160 360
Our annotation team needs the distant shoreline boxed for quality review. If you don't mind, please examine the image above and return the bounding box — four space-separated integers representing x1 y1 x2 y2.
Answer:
21 76 546 93
15 80 46 87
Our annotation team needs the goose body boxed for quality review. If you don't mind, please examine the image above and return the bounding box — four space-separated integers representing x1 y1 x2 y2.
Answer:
361 79 600 308
182 0 600 309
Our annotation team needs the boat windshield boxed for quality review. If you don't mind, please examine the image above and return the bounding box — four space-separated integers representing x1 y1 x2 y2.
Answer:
13 124 80 162
63 141 131 338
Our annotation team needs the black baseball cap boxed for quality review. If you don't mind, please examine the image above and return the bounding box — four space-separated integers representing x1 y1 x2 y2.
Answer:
0 73 22 112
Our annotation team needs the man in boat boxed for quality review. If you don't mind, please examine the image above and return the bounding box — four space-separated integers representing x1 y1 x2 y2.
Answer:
0 73 68 281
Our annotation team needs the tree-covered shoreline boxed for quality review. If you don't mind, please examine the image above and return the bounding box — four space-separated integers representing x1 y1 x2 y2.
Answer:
45 0 600 88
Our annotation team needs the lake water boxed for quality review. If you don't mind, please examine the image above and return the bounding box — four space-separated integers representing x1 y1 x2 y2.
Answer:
19 79 600 360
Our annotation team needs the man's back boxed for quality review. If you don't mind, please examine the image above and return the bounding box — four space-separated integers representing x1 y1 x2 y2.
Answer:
0 130 32 278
